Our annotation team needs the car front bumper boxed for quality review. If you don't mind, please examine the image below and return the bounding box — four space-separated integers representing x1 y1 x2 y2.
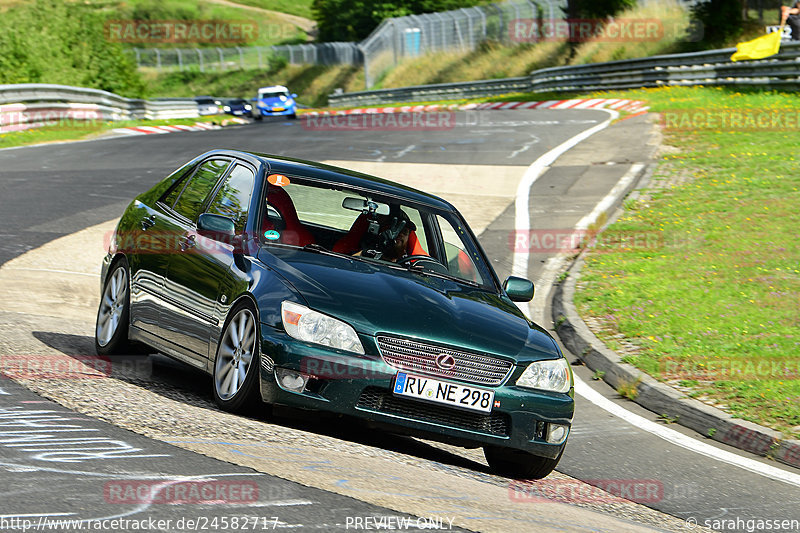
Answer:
259 325 573 458
257 107 295 117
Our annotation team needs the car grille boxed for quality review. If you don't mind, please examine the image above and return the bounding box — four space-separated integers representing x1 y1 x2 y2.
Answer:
356 387 510 437
376 336 513 386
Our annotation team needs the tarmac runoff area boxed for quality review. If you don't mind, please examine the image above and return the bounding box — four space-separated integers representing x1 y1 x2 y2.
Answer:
0 159 700 532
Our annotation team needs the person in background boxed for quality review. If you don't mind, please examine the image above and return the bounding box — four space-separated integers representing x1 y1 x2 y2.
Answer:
781 1 800 40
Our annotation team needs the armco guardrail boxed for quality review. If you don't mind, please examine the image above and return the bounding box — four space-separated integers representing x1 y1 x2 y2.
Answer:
328 42 800 107
0 84 199 132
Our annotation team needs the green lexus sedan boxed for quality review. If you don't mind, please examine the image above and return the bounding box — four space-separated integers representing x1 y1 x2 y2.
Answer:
95 149 574 479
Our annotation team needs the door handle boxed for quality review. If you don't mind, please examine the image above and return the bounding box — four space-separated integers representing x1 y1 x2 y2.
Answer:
179 234 196 251
141 215 156 230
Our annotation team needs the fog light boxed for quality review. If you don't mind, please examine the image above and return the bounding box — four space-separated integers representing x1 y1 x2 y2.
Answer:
546 424 569 444
275 368 309 393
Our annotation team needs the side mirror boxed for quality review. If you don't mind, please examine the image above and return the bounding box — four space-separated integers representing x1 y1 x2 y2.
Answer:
503 276 534 302
197 213 235 238
291 93 297 98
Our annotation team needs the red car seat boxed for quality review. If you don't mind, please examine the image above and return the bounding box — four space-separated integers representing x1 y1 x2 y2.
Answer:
262 187 315 247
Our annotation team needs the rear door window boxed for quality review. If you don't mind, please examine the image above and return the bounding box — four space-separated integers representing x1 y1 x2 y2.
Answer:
205 164 255 232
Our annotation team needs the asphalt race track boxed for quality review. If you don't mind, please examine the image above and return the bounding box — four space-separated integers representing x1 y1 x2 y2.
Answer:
1 110 799 532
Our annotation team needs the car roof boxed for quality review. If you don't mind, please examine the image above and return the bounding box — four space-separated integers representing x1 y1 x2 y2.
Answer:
258 86 288 93
198 149 456 211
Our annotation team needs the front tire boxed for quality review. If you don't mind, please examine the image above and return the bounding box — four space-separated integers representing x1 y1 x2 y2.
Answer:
213 301 260 412
95 258 135 355
484 446 564 479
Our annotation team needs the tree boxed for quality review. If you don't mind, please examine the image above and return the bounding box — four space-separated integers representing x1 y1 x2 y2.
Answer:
312 0 486 42
567 0 637 19
691 0 745 47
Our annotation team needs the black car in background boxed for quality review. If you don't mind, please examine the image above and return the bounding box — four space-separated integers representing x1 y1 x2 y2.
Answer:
222 98 253 118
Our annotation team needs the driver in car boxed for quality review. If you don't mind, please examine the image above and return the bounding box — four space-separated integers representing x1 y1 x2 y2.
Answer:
375 210 415 262
352 207 419 262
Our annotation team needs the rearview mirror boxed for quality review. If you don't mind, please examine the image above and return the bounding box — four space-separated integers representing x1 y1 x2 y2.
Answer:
503 276 534 302
342 197 390 216
198 213 235 238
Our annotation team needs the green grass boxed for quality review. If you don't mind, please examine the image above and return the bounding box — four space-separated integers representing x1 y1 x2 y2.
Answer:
571 86 800 438
0 115 229 149
110 0 310 47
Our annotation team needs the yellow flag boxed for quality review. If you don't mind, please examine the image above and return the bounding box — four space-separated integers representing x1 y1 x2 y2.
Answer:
731 31 782 62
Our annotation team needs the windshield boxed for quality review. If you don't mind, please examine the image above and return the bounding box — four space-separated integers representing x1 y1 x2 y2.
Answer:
259 90 289 99
259 176 494 289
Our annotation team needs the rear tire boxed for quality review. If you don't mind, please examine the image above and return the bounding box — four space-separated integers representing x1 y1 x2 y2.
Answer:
212 301 261 413
484 446 564 479
95 257 136 356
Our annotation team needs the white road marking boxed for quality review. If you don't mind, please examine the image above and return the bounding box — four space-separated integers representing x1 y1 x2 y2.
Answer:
395 144 416 158
575 375 800 488
574 163 644 231
511 108 800 488
511 109 619 281
0 513 76 519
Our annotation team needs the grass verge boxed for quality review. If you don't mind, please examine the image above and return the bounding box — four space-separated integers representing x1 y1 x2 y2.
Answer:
570 86 800 439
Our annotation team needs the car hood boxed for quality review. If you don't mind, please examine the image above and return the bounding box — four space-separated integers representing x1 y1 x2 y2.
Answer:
259 96 291 106
257 247 559 361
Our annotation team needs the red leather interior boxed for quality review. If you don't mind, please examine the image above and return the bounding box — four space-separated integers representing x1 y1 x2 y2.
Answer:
262 187 315 247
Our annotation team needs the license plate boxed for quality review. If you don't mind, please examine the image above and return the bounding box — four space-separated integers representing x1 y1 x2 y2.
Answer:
393 372 494 413
272 107 285 111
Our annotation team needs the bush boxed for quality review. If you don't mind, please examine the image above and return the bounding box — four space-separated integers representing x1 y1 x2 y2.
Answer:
0 0 146 97
691 0 745 47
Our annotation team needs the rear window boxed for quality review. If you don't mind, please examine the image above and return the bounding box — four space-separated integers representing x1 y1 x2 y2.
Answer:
170 159 230 222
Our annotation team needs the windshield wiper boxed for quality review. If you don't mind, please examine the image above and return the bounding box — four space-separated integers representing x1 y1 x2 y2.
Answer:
302 243 373 264
405 262 480 288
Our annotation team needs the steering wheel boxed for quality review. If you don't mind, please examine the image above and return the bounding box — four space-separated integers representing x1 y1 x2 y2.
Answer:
397 254 436 266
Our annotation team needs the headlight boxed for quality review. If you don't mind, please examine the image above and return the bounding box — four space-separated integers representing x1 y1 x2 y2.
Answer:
245 105 252 110
223 106 231 112
281 301 364 354
516 358 571 393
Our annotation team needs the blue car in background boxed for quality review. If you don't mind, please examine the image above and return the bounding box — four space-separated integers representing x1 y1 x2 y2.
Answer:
254 85 297 120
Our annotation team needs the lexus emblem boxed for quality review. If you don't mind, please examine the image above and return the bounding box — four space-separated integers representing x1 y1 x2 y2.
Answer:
435 353 456 370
